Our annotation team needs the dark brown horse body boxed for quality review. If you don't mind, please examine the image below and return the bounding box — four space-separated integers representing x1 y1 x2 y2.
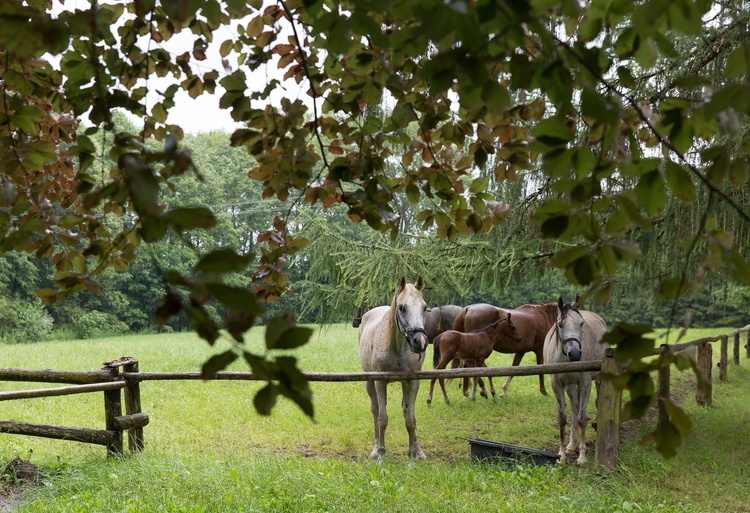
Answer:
453 302 558 396
424 305 462 343
427 315 520 405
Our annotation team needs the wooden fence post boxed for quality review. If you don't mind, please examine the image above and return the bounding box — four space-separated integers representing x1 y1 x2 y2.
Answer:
102 364 123 457
746 331 750 359
595 348 621 471
734 333 740 366
719 336 728 382
123 360 144 452
696 342 713 407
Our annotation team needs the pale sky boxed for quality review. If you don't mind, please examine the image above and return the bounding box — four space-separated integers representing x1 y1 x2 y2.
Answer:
52 0 309 135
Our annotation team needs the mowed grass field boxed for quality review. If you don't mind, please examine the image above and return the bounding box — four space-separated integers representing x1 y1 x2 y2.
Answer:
1 324 749 512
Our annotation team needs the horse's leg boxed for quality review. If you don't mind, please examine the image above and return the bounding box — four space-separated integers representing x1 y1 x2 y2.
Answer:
480 361 495 399
536 349 547 396
552 380 568 464
565 384 579 456
446 358 460 390
372 380 389 461
401 379 426 460
575 380 593 465
426 377 436 407
501 352 524 397
365 381 384 460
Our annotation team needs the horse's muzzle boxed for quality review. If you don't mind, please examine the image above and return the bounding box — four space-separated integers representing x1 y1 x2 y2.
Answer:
566 344 582 362
406 329 428 353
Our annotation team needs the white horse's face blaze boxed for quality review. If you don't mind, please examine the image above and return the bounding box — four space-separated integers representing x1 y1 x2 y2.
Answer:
395 284 428 354
558 306 584 362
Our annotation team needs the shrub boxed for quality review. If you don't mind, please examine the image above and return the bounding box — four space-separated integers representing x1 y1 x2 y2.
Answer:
69 309 130 339
0 298 55 344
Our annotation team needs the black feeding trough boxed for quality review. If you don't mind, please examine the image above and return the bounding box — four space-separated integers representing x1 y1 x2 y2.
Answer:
468 438 560 467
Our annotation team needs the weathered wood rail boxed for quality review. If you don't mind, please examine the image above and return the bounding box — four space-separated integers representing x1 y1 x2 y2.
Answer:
0 357 148 457
1 325 747 467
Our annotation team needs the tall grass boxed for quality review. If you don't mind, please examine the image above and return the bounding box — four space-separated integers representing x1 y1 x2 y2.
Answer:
1 325 748 512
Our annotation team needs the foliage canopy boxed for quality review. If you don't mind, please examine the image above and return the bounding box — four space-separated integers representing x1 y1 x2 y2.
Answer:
1 0 749 456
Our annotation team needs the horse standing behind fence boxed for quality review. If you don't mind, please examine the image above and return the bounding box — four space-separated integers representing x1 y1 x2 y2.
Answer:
358 276 429 460
427 314 521 405
424 305 463 344
543 297 609 465
453 302 558 396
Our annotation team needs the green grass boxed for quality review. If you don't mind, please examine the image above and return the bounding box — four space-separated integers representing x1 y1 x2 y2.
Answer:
1 325 748 512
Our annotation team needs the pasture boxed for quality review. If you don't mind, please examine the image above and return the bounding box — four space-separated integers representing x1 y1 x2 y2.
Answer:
0 325 748 512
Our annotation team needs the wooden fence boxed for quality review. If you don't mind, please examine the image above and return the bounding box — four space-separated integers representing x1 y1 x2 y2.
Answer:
1 326 748 468
0 357 148 457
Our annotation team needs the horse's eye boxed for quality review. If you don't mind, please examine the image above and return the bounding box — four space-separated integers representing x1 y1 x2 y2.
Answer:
399 304 406 312
580 321 584 327
422 305 427 312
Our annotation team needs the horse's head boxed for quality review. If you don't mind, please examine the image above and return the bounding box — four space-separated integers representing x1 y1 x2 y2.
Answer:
505 312 522 344
556 296 584 362
394 275 428 354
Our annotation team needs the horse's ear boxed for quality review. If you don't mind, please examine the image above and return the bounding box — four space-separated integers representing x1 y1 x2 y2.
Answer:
506 312 511 321
415 275 424 290
398 275 407 293
558 296 564 309
574 294 580 308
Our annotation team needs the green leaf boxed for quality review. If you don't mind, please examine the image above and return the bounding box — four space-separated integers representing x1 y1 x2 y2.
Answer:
253 383 279 416
266 313 312 350
207 283 260 312
196 248 254 273
664 400 693 436
189 304 220 345
164 207 217 230
664 161 696 204
201 350 239 379
725 43 750 79
275 356 314 418
581 87 619 124
531 118 574 147
658 277 688 300
634 170 666 215
541 216 569 238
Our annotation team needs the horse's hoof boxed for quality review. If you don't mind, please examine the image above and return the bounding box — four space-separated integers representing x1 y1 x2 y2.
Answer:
541 390 548 396
426 399 431 407
480 391 488 399
576 457 586 466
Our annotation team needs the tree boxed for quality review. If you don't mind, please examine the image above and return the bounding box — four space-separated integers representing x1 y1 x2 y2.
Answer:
1 1 749 454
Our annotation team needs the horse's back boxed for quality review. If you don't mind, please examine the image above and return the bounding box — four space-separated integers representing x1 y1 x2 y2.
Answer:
455 303 503 332
510 303 557 345
581 310 609 359
425 305 462 342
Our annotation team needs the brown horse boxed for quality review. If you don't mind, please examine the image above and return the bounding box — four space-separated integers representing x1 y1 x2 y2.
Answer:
453 302 558 396
426 314 521 405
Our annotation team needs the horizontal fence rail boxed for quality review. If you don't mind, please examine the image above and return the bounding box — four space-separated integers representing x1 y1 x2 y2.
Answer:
122 360 602 383
0 381 126 401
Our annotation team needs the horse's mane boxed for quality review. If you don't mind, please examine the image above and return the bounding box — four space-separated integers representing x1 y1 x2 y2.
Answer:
517 302 559 325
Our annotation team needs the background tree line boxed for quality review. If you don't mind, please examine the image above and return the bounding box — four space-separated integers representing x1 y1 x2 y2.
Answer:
1 110 746 344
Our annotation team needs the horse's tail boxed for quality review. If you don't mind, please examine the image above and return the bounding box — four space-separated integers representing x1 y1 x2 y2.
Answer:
433 333 443 369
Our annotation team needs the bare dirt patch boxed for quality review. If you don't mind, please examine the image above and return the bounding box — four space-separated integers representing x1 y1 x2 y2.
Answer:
0 458 43 512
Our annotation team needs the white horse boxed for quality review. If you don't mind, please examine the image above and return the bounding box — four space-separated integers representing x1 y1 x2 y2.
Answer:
543 296 609 465
358 275 429 460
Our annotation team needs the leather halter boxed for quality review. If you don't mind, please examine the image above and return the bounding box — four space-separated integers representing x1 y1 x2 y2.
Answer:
556 305 582 356
395 308 428 342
